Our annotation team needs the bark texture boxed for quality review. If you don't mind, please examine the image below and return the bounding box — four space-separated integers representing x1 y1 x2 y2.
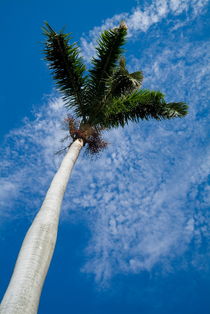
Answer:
0 139 83 314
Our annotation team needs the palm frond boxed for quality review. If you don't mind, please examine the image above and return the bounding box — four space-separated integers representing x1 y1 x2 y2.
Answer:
105 57 143 98
129 71 144 83
100 89 188 128
162 102 189 118
43 22 86 118
85 22 128 121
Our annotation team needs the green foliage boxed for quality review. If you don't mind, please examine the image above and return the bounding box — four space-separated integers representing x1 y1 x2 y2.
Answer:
104 57 143 98
42 22 86 118
85 23 128 122
43 21 188 152
101 90 188 128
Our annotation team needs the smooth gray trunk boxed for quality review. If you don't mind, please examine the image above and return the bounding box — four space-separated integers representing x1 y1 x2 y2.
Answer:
0 139 83 314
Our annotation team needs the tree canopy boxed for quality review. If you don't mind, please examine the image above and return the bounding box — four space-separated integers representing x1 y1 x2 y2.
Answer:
43 22 188 152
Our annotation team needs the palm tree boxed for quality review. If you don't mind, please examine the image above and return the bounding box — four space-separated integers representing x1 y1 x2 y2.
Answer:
0 22 188 314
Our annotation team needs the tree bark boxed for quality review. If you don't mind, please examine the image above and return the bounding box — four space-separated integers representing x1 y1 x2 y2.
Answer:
0 138 83 314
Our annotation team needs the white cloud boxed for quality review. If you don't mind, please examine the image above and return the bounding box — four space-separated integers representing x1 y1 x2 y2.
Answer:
1 36 209 281
0 0 209 285
78 12 210 282
80 0 208 62
0 95 67 221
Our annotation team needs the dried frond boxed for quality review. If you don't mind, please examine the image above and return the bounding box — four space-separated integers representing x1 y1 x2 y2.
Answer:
85 131 108 155
64 116 108 155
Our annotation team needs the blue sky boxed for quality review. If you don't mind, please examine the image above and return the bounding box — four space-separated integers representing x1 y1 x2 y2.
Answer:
0 0 210 313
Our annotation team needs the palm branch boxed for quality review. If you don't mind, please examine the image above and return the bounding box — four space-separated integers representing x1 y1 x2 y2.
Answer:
106 57 143 98
101 90 188 128
85 22 128 123
42 22 86 118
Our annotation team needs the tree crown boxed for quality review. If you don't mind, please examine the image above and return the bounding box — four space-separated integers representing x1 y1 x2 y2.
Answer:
43 22 188 154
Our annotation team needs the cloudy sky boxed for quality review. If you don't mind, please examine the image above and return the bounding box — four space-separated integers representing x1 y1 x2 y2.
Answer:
0 0 210 313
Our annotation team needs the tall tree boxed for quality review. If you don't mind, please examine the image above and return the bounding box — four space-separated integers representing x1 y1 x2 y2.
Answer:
0 22 188 314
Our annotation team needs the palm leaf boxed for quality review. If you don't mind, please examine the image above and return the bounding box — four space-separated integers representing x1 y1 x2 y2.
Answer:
43 22 86 118
105 57 143 98
86 22 128 122
101 89 188 128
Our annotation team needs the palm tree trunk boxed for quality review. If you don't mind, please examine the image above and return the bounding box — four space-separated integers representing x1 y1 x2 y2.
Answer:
0 138 84 314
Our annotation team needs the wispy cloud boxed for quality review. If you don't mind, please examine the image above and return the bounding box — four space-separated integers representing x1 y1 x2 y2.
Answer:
0 96 67 221
80 0 208 62
0 0 209 285
78 0 210 283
